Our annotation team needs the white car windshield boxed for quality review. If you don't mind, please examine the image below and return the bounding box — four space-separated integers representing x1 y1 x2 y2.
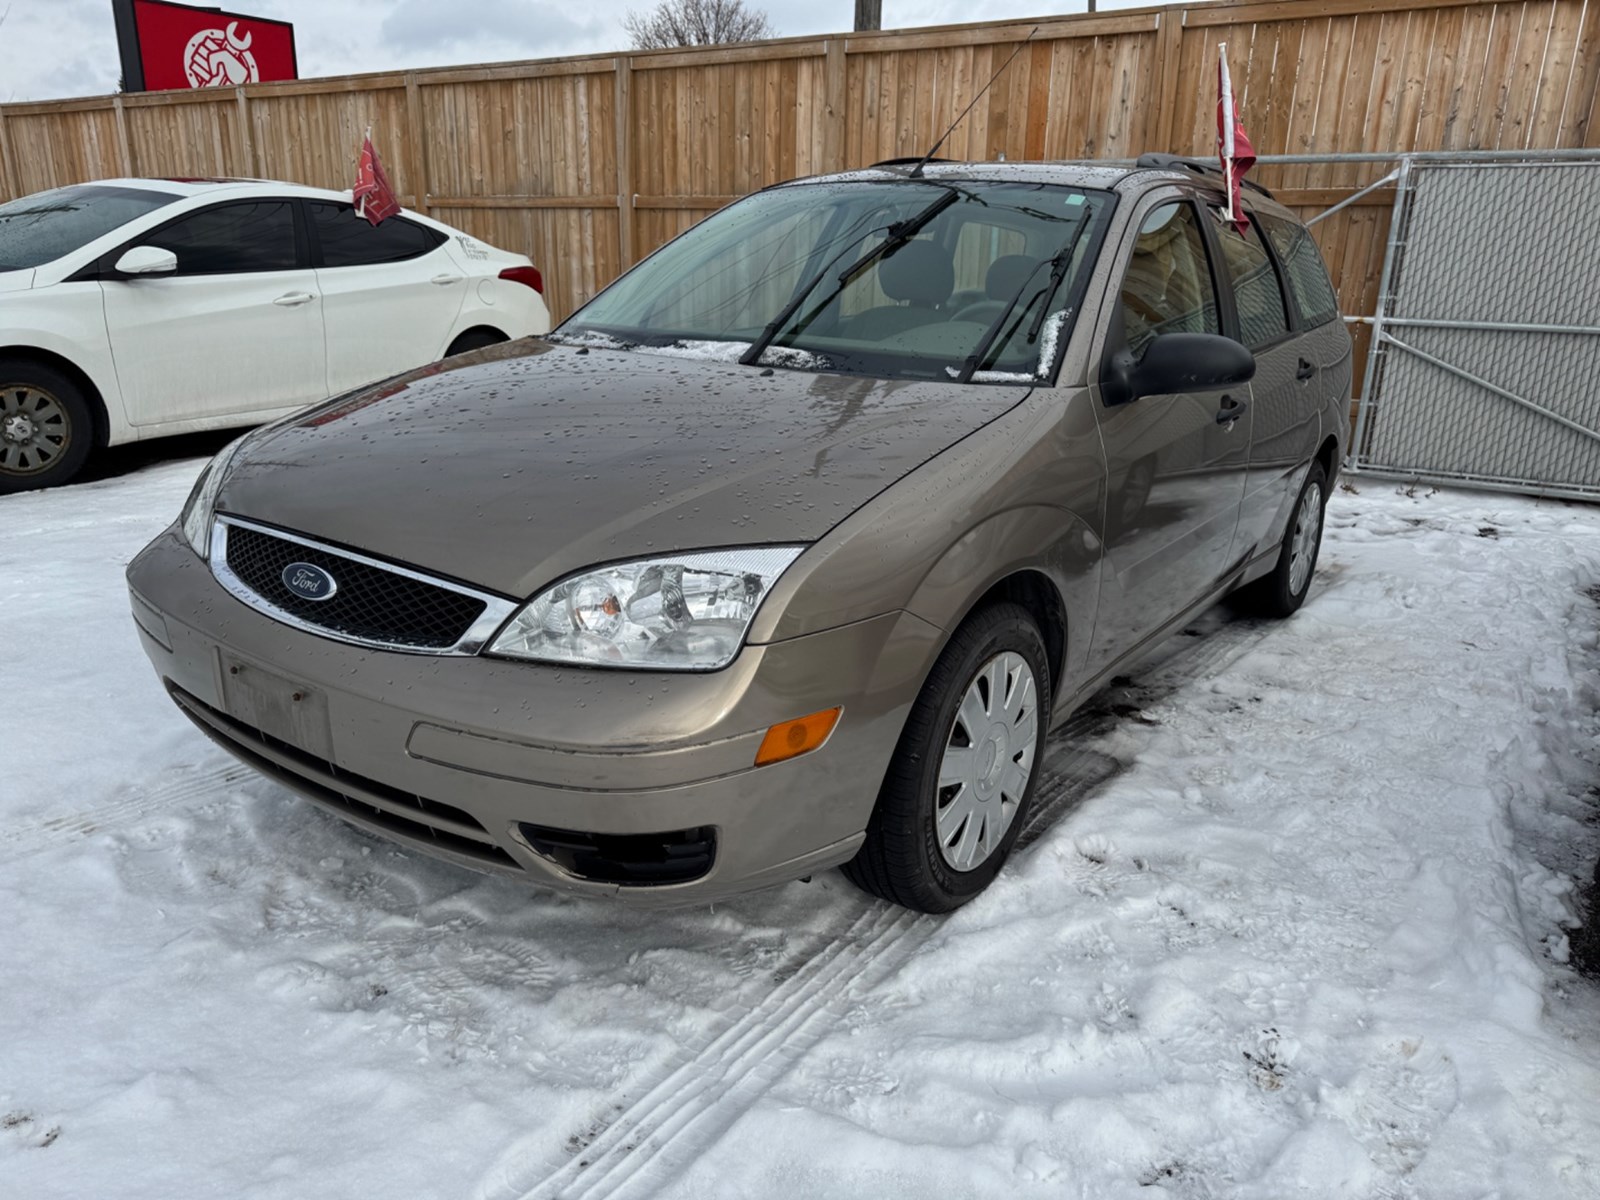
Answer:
557 179 1114 383
0 184 180 271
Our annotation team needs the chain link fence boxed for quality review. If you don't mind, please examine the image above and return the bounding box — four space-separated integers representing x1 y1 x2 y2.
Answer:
1349 154 1600 502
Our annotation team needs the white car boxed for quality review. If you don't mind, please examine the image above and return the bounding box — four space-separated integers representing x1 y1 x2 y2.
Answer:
0 178 551 492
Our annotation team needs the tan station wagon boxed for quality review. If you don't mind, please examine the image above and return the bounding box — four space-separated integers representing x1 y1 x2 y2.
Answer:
128 157 1351 912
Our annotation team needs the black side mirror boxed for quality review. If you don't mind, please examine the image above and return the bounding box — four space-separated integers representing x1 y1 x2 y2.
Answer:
1103 332 1256 406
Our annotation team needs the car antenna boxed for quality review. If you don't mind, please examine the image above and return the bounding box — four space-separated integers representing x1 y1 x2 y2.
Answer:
908 26 1039 179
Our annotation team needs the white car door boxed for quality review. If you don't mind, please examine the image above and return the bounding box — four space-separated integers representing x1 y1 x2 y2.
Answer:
308 200 468 397
101 198 328 427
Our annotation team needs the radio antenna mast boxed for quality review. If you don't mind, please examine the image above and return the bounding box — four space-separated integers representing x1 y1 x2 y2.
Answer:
909 26 1040 178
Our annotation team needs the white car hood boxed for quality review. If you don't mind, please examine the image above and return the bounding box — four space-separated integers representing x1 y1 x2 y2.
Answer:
0 269 36 293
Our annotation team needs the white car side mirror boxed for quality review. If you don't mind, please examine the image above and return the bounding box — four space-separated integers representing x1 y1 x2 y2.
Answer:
114 246 178 276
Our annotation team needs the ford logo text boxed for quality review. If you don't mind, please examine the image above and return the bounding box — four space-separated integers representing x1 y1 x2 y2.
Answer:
282 562 338 602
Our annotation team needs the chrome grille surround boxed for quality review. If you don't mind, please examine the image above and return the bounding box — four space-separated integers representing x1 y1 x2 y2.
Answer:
209 514 518 655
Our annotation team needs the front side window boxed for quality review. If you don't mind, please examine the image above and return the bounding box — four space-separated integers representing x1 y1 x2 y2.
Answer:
143 201 298 275
0 184 179 271
559 180 1114 382
1210 209 1290 348
309 201 443 267
1260 214 1340 328
1118 202 1220 359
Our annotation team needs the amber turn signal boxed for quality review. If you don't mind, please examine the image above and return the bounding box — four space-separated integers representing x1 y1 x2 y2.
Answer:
754 707 843 767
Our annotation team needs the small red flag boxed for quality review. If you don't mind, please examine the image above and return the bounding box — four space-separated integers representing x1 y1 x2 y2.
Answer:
353 132 401 226
1216 44 1257 236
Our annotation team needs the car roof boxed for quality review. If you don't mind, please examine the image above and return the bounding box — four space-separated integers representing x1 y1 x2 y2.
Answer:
75 176 357 203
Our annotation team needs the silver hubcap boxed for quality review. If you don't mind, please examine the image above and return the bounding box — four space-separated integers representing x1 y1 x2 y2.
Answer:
1288 481 1323 596
0 385 71 477
935 651 1039 872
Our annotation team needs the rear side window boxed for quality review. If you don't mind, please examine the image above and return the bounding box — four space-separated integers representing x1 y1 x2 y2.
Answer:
1210 210 1290 349
144 201 298 274
310 201 444 267
1260 214 1340 328
1118 202 1220 359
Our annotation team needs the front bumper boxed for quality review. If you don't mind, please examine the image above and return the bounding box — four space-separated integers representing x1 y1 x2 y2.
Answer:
126 526 940 905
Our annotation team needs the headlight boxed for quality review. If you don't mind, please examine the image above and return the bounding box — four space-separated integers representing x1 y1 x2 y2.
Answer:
486 547 805 670
179 432 253 558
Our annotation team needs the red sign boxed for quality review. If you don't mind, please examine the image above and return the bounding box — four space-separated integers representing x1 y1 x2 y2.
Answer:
120 1 297 93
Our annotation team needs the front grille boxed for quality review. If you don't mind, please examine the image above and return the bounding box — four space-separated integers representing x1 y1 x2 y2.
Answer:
222 522 489 649
169 683 522 873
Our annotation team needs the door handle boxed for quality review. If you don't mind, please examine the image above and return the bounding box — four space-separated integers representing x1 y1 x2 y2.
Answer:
430 274 464 286
1216 395 1249 426
1296 358 1318 381
273 292 315 307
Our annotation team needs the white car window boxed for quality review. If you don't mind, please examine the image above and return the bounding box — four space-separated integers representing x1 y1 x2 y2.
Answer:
0 184 179 270
142 201 299 275
309 202 444 268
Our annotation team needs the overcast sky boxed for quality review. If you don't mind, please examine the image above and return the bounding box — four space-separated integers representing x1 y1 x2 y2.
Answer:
0 0 1149 104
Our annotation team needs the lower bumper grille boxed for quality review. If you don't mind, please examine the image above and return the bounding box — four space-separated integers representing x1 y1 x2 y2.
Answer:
519 823 716 886
167 683 521 873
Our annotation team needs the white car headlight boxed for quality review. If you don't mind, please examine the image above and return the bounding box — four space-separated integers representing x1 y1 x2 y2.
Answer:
179 432 255 558
486 547 805 670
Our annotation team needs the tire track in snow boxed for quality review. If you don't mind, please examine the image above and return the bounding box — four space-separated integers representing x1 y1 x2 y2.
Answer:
0 760 251 865
490 614 1281 1200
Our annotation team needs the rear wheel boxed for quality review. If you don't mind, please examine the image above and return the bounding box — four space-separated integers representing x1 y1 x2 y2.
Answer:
843 603 1051 912
1233 461 1327 618
444 328 508 357
0 360 94 494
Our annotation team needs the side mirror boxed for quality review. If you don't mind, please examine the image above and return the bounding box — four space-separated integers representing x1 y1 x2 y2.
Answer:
114 246 178 276
1104 332 1255 406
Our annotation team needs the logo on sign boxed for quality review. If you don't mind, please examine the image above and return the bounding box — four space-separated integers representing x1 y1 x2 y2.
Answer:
282 562 337 602
184 22 260 88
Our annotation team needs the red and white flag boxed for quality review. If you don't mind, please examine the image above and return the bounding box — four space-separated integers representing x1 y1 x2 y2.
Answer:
353 130 401 226
1216 43 1256 236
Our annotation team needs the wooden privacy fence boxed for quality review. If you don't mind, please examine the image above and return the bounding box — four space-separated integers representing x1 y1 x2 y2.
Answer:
0 0 1597 391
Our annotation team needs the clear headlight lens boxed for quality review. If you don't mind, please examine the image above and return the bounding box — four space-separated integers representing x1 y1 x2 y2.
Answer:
179 432 253 558
486 546 805 670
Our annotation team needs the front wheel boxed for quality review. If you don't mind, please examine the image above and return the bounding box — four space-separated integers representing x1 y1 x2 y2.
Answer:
1233 460 1327 618
843 603 1052 913
0 359 94 494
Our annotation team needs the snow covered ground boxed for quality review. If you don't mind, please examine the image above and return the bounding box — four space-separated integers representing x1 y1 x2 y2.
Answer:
3 456 1599 1200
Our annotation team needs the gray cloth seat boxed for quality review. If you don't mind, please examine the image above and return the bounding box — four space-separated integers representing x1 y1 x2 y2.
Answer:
842 240 956 343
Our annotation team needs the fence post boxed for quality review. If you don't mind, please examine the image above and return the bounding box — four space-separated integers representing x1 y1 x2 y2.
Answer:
615 56 634 268
233 87 255 177
1148 5 1185 154
404 72 429 214
823 38 847 173
0 106 13 200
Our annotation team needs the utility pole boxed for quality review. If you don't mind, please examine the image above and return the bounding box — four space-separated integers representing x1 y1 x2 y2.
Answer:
854 0 881 32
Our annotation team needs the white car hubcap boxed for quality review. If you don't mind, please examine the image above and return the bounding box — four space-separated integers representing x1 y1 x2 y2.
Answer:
935 650 1039 872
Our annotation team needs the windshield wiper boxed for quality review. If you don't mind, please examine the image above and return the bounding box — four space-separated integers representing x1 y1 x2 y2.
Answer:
956 207 1091 384
739 186 958 367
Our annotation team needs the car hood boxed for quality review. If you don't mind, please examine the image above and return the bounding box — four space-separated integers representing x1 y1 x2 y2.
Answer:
217 339 1028 599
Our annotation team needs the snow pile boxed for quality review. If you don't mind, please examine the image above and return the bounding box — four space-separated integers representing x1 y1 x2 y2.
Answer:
2 463 1598 1199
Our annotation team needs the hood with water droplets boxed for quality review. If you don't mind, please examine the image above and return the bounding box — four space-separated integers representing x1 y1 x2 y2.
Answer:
216 339 1027 598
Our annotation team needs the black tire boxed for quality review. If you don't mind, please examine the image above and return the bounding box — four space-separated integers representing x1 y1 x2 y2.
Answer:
1232 460 1328 619
0 358 95 494
843 603 1053 913
444 328 508 357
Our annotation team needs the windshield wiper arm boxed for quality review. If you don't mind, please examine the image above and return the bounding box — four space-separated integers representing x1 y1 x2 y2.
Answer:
739 187 959 367
957 208 1091 384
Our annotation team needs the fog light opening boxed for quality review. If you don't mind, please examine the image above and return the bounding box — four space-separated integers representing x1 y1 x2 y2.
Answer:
755 707 842 767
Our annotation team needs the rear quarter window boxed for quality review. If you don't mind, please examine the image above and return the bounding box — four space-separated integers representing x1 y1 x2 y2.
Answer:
1260 214 1341 328
310 201 445 267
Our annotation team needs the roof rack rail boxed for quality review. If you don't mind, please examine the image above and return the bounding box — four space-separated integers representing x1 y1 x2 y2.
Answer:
1133 152 1275 199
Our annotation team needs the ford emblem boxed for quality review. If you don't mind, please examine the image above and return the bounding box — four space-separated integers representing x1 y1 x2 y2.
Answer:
282 562 338 602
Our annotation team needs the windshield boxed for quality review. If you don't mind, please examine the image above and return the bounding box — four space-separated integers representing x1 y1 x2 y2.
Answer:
559 180 1113 383
0 184 180 271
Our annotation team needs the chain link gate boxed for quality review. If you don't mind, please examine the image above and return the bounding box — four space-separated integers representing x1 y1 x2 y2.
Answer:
1350 155 1600 501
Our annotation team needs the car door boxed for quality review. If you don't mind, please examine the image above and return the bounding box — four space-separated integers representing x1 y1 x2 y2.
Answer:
1087 198 1252 670
307 200 464 396
1205 204 1312 562
101 199 326 427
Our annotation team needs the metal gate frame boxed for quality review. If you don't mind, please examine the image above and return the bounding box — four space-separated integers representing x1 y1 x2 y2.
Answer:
1340 149 1600 502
